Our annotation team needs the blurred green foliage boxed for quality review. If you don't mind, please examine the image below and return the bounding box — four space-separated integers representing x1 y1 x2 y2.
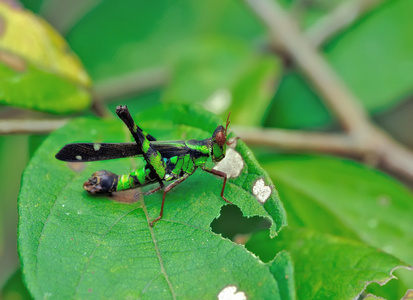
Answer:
1 0 413 298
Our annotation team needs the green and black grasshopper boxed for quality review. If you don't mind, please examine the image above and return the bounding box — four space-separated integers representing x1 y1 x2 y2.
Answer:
56 105 232 226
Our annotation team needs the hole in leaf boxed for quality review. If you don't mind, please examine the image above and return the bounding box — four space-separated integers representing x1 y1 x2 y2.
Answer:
211 205 270 242
363 268 413 300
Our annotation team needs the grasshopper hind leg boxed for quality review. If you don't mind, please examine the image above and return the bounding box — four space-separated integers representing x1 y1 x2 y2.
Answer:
145 183 165 196
133 182 165 201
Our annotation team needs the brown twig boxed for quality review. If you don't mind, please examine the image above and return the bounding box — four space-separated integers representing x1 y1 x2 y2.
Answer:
0 119 68 134
90 96 112 118
93 67 168 103
243 0 413 182
244 0 369 134
232 126 367 156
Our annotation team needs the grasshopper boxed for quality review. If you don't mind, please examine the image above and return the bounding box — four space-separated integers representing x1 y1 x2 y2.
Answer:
56 105 232 226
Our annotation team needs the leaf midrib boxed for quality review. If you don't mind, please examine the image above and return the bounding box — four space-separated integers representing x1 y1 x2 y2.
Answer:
141 197 177 300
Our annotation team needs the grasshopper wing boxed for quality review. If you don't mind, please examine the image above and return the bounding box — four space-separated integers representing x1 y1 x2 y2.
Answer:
55 143 143 162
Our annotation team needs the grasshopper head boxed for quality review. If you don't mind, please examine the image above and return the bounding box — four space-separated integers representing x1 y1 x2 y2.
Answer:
211 112 231 162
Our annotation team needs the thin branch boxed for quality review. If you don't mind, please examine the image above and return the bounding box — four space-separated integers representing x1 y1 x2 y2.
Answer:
233 126 367 156
90 96 112 118
243 0 413 183
306 0 388 48
234 126 413 181
371 131 413 181
93 67 169 103
0 68 168 134
0 119 67 134
244 0 369 135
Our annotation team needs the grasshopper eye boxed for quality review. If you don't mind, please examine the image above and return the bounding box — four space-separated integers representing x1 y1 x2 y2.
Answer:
216 131 226 147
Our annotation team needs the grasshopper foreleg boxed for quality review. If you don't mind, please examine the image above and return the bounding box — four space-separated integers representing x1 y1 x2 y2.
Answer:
202 168 232 205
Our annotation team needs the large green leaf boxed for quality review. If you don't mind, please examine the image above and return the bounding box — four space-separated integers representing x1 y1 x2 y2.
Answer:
0 2 91 113
246 228 410 299
269 251 297 300
260 155 413 266
18 104 286 298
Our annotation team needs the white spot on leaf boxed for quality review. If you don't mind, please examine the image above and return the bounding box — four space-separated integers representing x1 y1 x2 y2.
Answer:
213 148 244 178
218 285 247 300
252 178 272 203
93 143 101 151
204 88 232 114
75 155 82 161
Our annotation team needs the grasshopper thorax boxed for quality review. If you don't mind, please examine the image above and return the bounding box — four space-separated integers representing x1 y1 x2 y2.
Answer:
211 112 231 163
211 125 226 162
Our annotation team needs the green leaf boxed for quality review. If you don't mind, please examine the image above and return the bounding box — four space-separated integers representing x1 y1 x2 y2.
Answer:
0 63 91 114
259 155 413 266
18 104 286 298
1 268 32 300
269 251 297 300
0 2 91 113
67 0 262 81
20 0 44 13
246 228 410 299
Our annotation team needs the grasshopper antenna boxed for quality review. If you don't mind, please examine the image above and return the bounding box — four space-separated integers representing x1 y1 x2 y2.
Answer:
225 111 231 133
225 111 236 145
